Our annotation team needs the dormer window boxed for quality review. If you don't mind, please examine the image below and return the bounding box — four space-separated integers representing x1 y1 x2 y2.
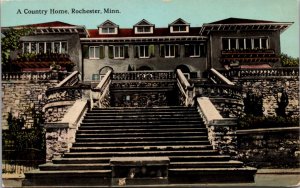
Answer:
169 18 190 33
98 20 118 35
134 19 154 34
101 27 116 34
172 25 187 32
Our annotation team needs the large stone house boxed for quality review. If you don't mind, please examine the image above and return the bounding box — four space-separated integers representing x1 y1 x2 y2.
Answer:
2 17 292 81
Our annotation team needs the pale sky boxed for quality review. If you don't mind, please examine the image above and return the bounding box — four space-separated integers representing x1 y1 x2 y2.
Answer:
1 0 299 57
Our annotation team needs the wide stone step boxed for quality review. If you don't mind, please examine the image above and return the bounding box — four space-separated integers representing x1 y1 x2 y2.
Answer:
73 140 211 147
52 157 111 164
70 145 213 152
169 155 231 162
169 160 244 168
24 169 111 179
39 163 110 171
90 107 197 112
84 114 200 119
168 167 257 183
76 136 209 142
80 120 202 125
76 127 207 134
75 132 207 138
64 150 218 158
82 117 202 122
86 111 200 116
79 124 204 130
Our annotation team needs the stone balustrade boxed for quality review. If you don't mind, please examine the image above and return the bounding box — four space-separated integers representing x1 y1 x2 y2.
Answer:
90 70 112 109
176 69 194 107
208 68 235 85
43 71 85 122
55 71 80 87
218 67 299 79
197 97 238 157
45 99 88 161
1 71 69 81
192 82 242 99
112 71 175 80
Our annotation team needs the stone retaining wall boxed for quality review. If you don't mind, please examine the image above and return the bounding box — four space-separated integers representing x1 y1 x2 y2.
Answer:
233 77 299 117
2 80 59 129
236 127 300 168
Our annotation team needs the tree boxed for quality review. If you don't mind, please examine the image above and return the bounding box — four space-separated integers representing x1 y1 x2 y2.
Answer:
1 28 33 70
280 53 299 67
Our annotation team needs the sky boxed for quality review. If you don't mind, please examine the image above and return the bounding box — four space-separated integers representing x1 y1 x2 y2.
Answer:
1 0 299 57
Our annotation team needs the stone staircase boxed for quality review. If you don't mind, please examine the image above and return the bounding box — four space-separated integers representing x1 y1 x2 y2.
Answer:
23 106 256 186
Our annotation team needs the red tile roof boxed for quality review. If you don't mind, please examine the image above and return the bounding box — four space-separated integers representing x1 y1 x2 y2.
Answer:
87 27 201 38
12 21 77 28
240 64 272 69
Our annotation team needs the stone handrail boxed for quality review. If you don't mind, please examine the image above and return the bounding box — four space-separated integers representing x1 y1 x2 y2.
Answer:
196 97 237 156
55 71 80 87
208 68 235 85
112 70 175 80
44 99 88 161
191 82 242 99
176 69 194 107
218 67 299 78
90 70 112 109
45 86 89 103
1 71 69 81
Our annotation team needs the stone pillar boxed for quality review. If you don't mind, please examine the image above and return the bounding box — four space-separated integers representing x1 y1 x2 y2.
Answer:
45 123 77 162
206 121 238 158
44 99 88 162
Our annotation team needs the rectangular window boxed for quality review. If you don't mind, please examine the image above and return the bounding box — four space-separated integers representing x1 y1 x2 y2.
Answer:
253 38 260 49
46 42 52 53
200 44 206 57
261 38 268 49
190 44 200 57
137 45 150 58
114 46 124 59
137 27 151 33
54 42 60 53
165 44 175 57
172 26 186 32
238 39 245 49
89 46 100 59
245 38 252 49
23 42 30 53
61 42 68 53
102 27 115 34
222 39 229 50
38 42 45 53
230 38 237 50
30 42 36 53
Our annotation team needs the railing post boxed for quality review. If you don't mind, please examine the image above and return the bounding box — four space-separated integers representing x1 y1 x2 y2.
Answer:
196 97 238 157
176 69 195 107
90 70 112 109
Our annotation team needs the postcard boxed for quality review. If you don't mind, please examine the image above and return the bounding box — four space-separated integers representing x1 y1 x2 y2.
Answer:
1 0 299 187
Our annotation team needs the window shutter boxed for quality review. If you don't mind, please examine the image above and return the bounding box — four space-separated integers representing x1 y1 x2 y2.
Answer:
108 46 114 59
124 46 129 58
99 46 105 59
175 45 180 57
160 45 165 57
134 46 139 58
184 45 189 57
82 45 89 59
149 45 155 57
